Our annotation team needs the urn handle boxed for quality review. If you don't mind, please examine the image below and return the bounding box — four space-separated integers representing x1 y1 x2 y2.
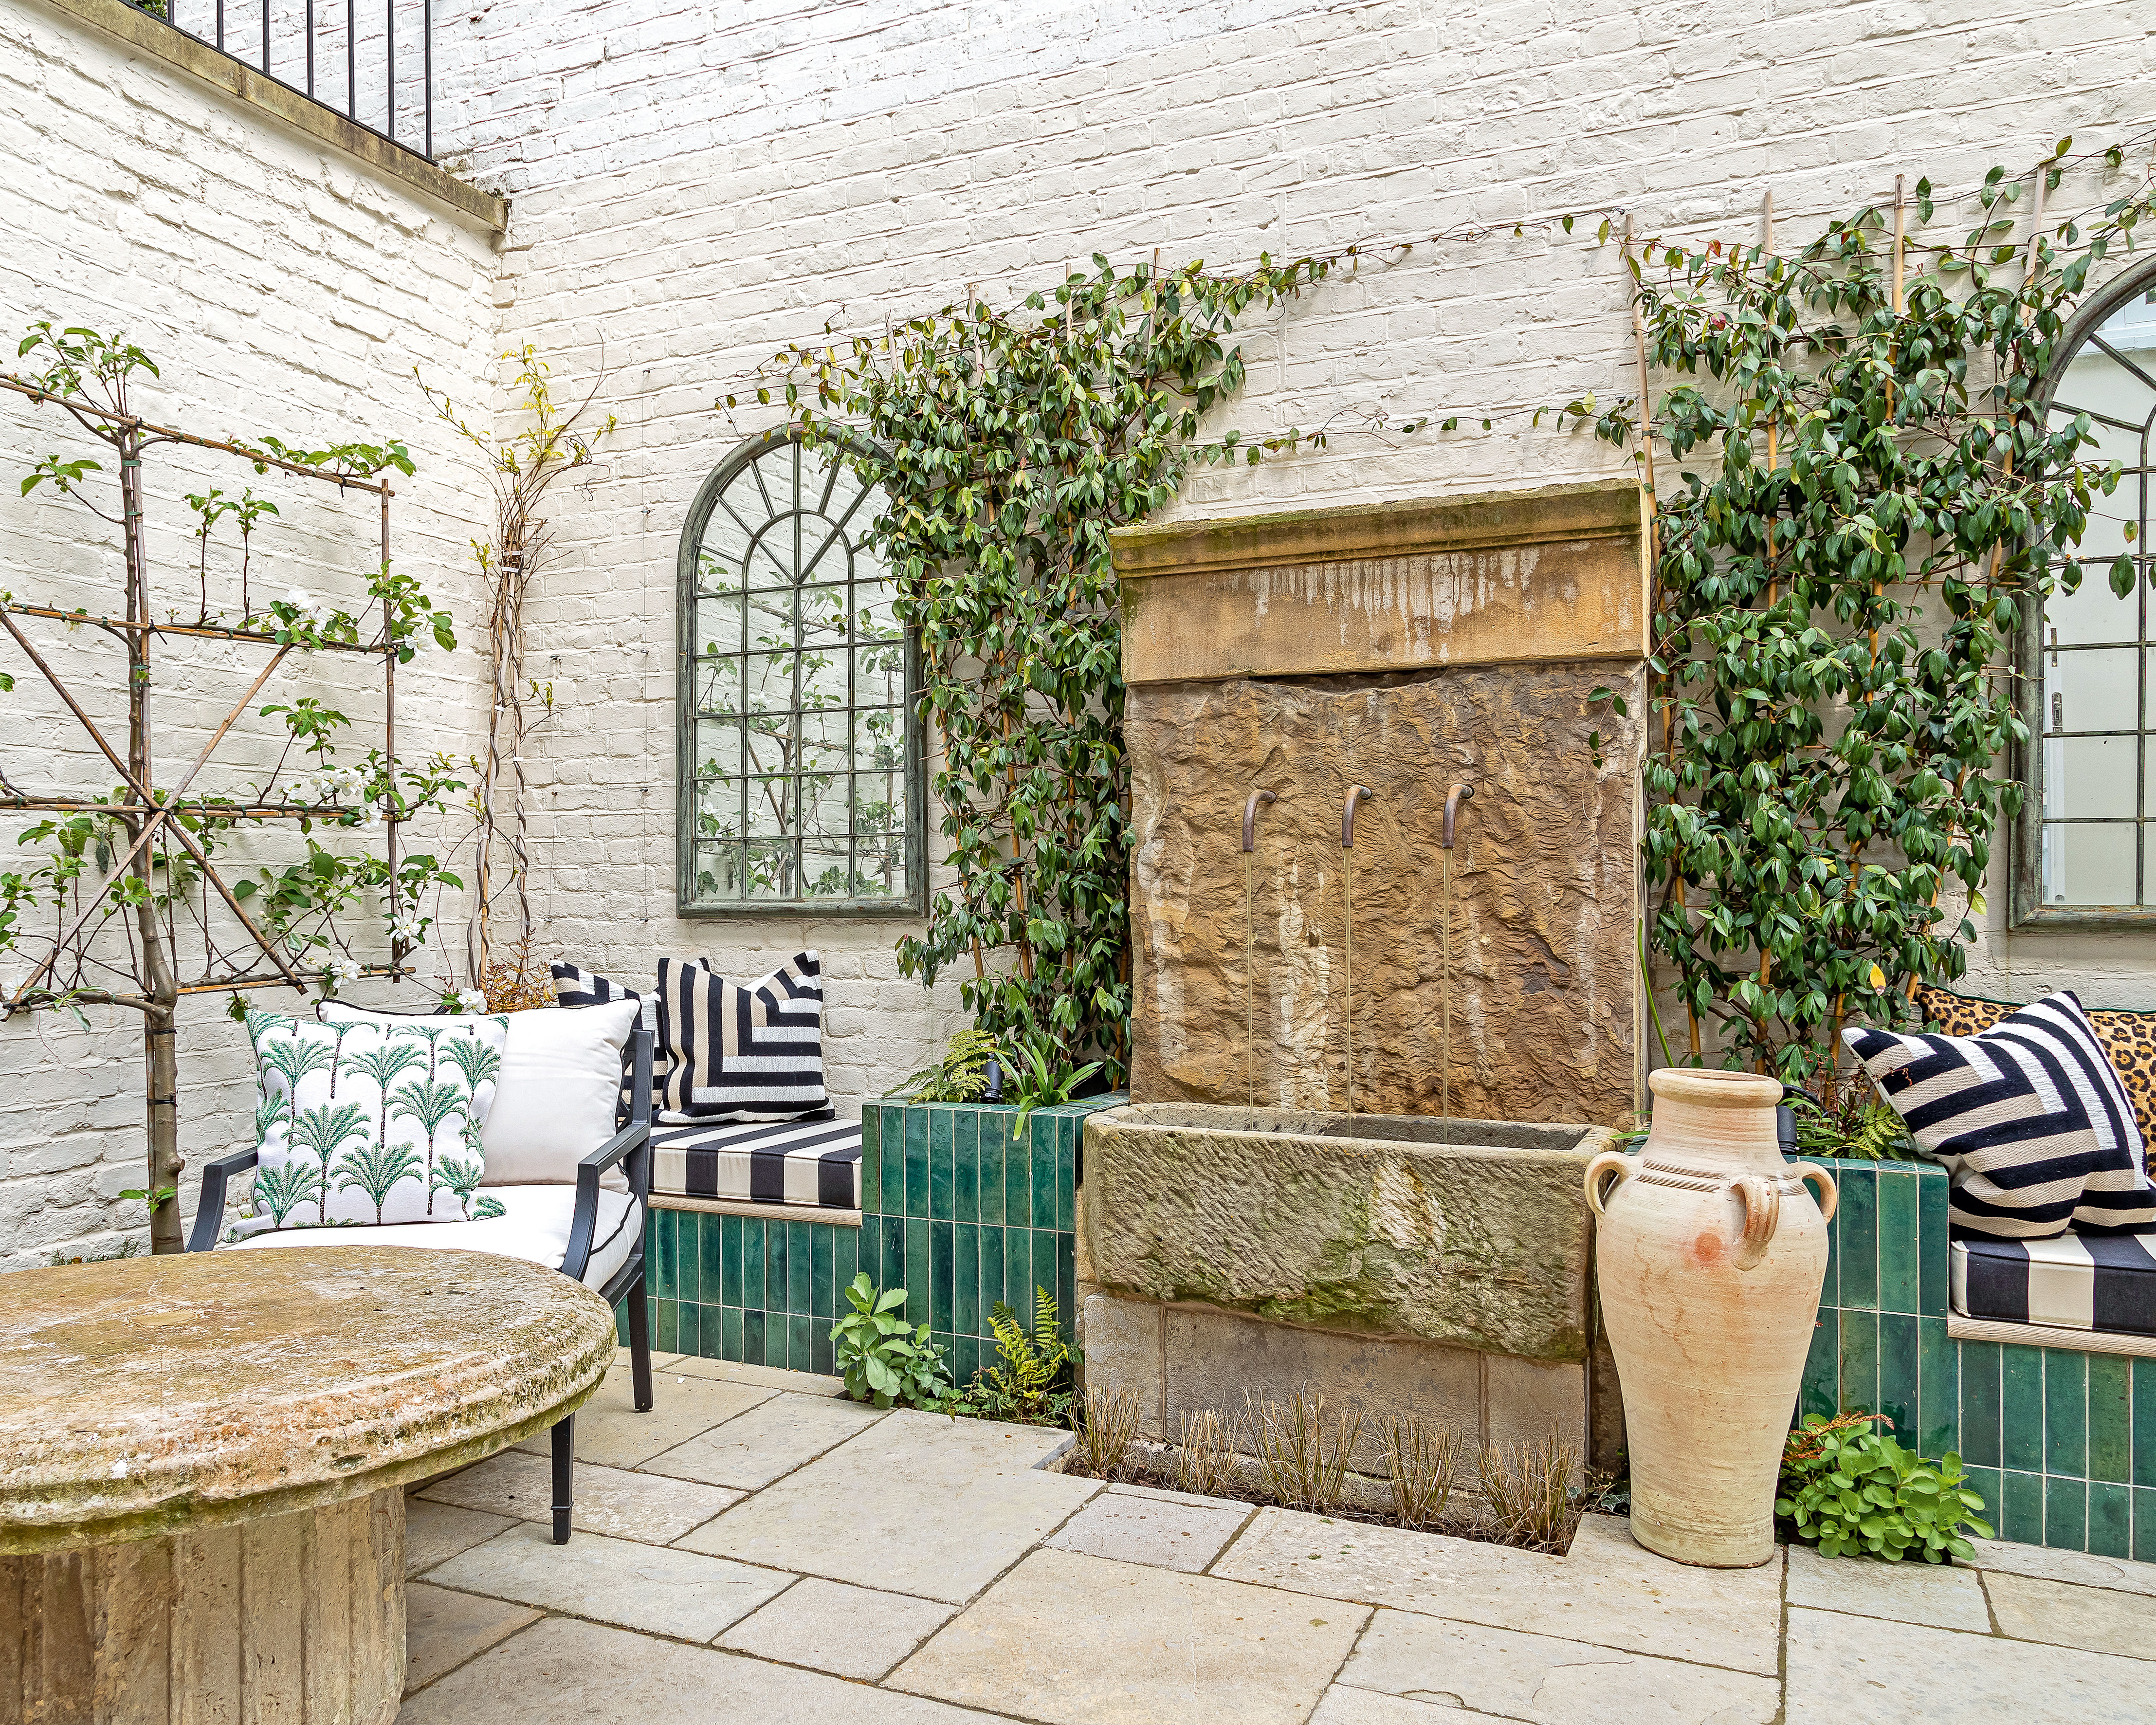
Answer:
1798 1162 1839 1224
1583 1149 1637 1218
1724 1173 1782 1270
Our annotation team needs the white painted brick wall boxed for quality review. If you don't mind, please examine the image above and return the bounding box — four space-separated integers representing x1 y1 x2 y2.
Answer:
0 0 501 1266
8 0 2156 1265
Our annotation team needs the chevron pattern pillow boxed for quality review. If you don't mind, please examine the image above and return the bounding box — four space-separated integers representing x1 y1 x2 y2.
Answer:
655 952 828 1122
1845 991 2156 1239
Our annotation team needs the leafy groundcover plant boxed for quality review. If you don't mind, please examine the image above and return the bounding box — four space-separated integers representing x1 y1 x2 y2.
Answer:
1777 1413 1992 1561
831 1273 956 1409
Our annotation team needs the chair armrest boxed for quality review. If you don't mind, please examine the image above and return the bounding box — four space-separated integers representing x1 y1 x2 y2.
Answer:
562 1029 653 1283
187 1147 259 1253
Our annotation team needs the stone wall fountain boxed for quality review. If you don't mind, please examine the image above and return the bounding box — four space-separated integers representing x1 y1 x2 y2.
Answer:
1080 480 1651 1470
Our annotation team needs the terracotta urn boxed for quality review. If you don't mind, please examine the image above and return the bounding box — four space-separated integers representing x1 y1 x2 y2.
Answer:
1585 1067 1837 1567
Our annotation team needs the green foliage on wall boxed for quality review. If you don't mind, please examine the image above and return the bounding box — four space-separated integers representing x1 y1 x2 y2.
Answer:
732 254 1393 1085
1601 143 2156 1089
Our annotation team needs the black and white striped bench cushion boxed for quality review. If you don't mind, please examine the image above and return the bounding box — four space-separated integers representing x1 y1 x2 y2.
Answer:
1952 1231 2156 1337
650 1118 861 1211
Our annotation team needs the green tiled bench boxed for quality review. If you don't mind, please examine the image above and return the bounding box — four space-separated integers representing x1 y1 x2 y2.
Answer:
858 1095 1126 1386
633 1205 859 1376
1798 1156 2156 1559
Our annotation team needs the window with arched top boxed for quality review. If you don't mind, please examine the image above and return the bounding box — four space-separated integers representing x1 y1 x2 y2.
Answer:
2020 265 2156 921
676 432 922 915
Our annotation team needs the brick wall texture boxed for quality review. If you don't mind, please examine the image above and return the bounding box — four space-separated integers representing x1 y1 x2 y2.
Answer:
5 0 2156 1259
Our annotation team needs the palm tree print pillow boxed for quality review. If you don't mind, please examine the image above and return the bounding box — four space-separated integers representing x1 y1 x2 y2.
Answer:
245 1009 511 1229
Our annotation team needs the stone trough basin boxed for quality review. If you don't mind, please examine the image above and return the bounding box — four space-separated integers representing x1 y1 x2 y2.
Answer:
1081 1104 1611 1363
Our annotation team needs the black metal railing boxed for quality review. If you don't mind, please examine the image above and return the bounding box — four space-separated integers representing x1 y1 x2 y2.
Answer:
128 0 434 162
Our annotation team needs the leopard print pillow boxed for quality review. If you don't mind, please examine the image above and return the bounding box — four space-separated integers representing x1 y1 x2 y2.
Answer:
1913 983 2156 1175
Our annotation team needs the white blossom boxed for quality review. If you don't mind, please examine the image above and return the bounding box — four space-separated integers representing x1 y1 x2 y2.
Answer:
321 953 363 992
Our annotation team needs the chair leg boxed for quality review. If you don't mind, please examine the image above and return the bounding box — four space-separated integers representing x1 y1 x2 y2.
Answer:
550 1415 574 1545
627 1276 654 1413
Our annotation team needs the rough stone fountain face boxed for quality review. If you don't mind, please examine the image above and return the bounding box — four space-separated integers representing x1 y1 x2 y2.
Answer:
1082 481 1651 1470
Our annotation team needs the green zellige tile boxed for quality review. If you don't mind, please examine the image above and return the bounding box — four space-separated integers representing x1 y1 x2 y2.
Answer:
1031 1121 1058 1232
2046 1474 2088 1553
904 1106 930 1218
1961 1340 2003 1469
976 1112 1005 1226
1837 1166 1878 1311
953 1111 979 1226
2090 1354 2132 1484
742 1221 766 1314
980 1226 1005 1334
789 1314 813 1373
1918 1316 1958 1457
720 1214 744 1309
1799 1312 1839 1422
859 1107 880 1214
1838 1309 1879 1417
906 1218 932 1328
2135 1359 2156 1489
789 1222 813 1318
954 1222 979 1340
1879 1313 1919 1445
743 1308 766 1368
652 1208 678 1301
766 1225 789 1320
2001 1468 2045 1545
720 1304 744 1364
931 1220 955 1337
1876 1169 1918 1314
2046 1348 2089 1479
1003 1114 1029 1226
1918 1168 1950 1317
2137 1486 2156 1562
930 1108 954 1218
2002 1345 2045 1474
2090 1480 2133 1559
1057 1117 1077 1233
811 1222 836 1320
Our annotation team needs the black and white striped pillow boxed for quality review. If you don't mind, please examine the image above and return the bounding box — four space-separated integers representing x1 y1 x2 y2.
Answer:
1845 991 2156 1239
656 952 828 1123
550 959 706 1126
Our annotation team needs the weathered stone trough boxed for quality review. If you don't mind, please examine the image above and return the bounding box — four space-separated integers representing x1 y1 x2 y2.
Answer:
1078 1104 1620 1468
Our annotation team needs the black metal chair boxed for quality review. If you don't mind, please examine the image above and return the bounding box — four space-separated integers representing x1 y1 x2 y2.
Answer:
189 1027 657 1543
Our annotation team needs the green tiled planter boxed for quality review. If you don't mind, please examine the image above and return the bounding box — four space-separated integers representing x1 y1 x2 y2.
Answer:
859 1095 1126 1387
1798 1156 2156 1560
636 1206 859 1376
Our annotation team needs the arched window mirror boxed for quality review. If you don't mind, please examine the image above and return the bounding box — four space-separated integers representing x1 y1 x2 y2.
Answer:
2021 265 2156 921
676 432 922 915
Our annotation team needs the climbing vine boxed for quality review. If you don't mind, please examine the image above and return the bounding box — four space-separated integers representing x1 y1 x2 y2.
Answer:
730 254 1403 1086
1602 141 2156 1091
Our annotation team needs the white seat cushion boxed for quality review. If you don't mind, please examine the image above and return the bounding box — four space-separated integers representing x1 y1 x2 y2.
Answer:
227 1185 641 1292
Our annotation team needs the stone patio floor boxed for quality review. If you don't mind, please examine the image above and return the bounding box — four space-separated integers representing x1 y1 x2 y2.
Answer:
398 1349 2156 1724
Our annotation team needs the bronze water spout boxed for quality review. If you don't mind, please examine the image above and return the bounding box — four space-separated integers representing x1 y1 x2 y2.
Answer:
1341 785 1372 848
1242 789 1277 852
1443 782 1474 849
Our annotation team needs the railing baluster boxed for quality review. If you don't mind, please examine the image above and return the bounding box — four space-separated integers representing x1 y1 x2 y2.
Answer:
214 0 223 52
260 0 268 77
346 0 355 119
305 0 314 96
422 0 431 160
385 0 394 141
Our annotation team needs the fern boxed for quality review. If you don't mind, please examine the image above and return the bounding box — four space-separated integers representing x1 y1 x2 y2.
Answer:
970 1286 1076 1425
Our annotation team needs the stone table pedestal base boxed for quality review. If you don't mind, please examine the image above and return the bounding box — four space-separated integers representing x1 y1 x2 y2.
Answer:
4 1487 405 1723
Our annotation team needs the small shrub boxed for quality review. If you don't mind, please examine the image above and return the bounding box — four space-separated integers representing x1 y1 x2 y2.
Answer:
1176 1409 1241 1498
830 1273 954 1410
1382 1416 1466 1530
1073 1386 1141 1479
965 1287 1077 1425
1776 1413 1992 1562
1478 1435 1583 1554
1247 1391 1364 1514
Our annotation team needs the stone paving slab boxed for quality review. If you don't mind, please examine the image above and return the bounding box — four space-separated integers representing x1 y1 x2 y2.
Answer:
1783 1604 2152 1724
425 1522 791 1643
404 1498 516 1578
1212 1510 1783 1676
643 1392 884 1491
1960 1537 2156 1599
1987 1570 2156 1661
1310 1689 1513 1723
1043 1487 1251 1572
422 1450 742 1544
402 1582 540 1693
716 1577 959 1679
669 1356 848 1397
677 1410 1098 1603
1783 1542 1991 1631
1337 1604 1780 1724
889 1547 1367 1725
396 1615 1011 1725
514 1369 776 1468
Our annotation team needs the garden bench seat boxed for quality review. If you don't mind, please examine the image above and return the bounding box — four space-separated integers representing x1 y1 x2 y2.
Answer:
1951 1231 2156 1338
650 1117 862 1211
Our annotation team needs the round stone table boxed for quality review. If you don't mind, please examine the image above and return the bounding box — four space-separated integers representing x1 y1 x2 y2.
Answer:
0 1246 616 1723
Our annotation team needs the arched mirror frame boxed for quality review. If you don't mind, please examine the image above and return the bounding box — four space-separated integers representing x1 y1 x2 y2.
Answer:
674 429 926 918
2014 257 2156 927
